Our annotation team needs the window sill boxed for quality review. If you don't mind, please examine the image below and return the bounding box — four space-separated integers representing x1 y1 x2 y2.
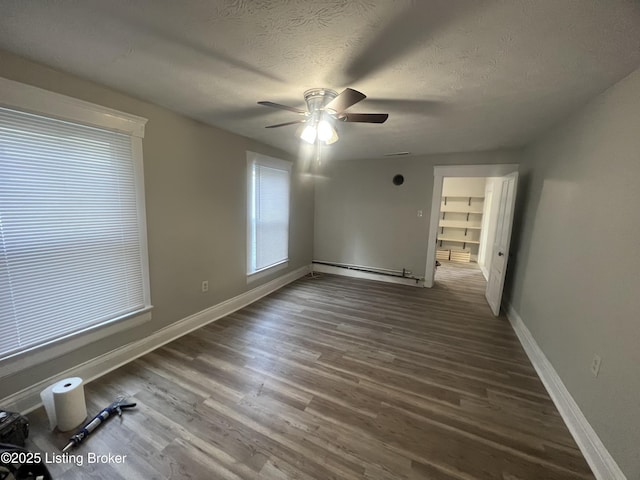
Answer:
0 307 153 380
247 261 289 284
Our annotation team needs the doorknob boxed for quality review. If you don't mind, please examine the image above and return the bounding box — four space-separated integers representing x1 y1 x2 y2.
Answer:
498 252 504 256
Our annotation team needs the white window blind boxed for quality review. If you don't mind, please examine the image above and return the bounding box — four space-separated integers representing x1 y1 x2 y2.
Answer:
0 105 149 359
247 153 291 274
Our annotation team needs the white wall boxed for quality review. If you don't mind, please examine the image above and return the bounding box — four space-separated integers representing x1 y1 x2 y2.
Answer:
442 177 486 197
505 66 640 478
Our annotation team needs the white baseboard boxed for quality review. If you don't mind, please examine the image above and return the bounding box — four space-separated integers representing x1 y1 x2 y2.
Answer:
312 263 424 288
504 302 626 480
1 265 311 415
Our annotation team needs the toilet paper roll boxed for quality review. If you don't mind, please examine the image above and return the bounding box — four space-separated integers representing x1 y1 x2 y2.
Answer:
40 377 87 432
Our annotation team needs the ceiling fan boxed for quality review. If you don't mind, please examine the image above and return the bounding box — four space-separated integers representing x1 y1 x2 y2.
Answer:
257 88 389 145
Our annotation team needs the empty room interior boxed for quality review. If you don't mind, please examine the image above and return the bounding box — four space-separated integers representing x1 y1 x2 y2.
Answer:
0 1 639 479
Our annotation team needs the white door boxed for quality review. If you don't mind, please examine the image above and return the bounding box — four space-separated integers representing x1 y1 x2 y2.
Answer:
485 172 518 315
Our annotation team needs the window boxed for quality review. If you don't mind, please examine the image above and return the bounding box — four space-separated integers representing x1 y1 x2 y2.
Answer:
0 78 150 362
247 152 291 277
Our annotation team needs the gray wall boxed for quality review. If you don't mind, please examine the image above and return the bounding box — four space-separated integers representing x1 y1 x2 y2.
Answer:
505 67 640 477
313 150 520 277
0 49 314 398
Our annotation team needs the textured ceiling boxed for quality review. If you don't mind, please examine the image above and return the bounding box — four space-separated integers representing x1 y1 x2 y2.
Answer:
0 0 639 160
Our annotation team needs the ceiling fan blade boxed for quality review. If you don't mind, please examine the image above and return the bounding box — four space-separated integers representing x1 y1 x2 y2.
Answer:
257 101 307 115
339 113 389 124
325 88 366 114
265 120 307 128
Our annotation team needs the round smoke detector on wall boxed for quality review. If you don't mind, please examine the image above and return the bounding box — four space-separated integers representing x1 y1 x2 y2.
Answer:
393 174 404 186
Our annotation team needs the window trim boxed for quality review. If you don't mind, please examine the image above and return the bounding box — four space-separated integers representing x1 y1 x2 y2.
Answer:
246 151 292 281
246 260 289 284
0 77 152 377
0 77 147 137
0 309 153 378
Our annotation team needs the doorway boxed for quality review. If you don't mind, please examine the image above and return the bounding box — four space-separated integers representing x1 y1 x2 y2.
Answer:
424 165 519 315
434 176 494 287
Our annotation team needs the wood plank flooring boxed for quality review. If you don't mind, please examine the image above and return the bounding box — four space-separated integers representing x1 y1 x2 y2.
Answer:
27 263 595 479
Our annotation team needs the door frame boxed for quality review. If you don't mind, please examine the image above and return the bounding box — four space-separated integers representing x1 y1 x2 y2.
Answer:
424 164 519 288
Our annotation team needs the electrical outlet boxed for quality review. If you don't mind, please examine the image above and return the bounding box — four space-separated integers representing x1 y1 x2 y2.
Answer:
417 210 423 217
201 280 209 293
591 354 602 377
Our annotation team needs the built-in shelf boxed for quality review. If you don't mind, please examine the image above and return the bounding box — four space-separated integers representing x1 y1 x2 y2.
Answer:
438 193 485 260
438 220 482 229
440 207 484 214
442 195 484 199
437 236 481 245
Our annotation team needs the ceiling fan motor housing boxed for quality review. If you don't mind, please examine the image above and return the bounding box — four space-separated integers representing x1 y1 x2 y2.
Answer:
304 88 338 115
259 87 386 132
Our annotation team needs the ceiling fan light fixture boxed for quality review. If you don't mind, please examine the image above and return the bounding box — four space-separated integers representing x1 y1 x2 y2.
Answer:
260 87 385 146
317 119 333 142
326 131 339 145
300 124 317 144
325 125 339 145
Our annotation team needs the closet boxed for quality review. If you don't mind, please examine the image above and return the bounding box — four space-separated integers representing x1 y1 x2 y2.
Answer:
436 177 486 264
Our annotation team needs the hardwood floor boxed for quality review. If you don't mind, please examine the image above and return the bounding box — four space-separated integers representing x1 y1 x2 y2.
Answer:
28 264 595 479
